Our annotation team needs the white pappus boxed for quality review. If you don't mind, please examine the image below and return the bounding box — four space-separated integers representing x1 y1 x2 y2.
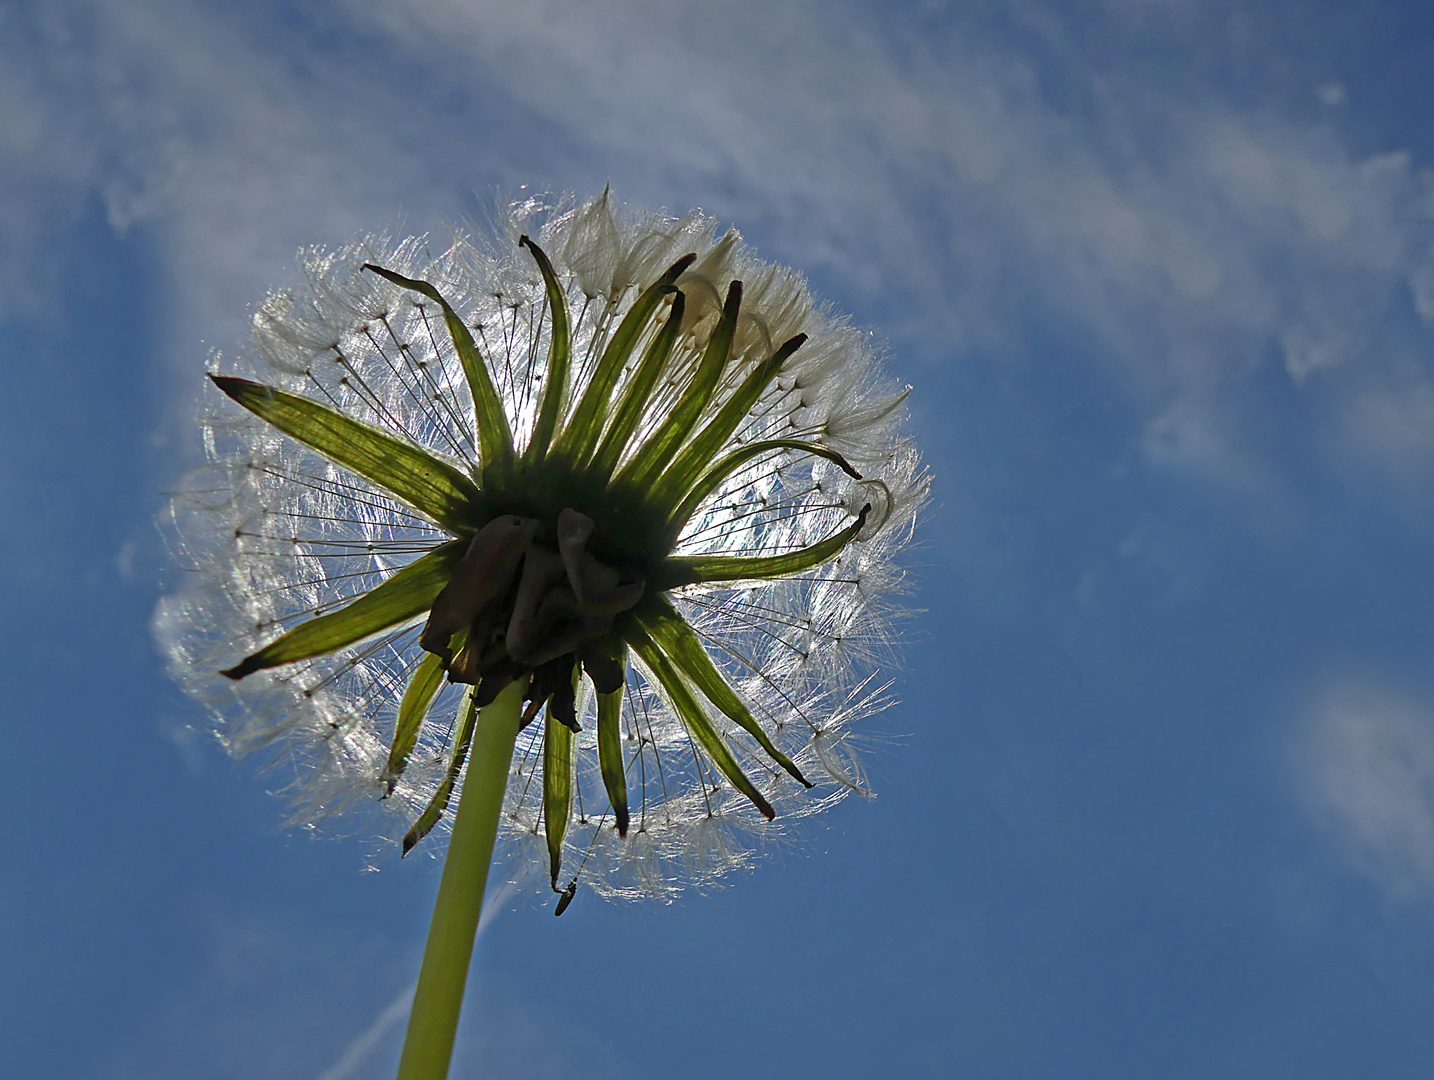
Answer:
154 189 928 905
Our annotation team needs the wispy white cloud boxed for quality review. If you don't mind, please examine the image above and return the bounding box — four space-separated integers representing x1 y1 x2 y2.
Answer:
1297 681 1434 906
372 0 1434 501
0 1 541 379
7 0 1434 506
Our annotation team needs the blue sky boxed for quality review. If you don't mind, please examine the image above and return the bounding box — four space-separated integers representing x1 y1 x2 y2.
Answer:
6 0 1434 1076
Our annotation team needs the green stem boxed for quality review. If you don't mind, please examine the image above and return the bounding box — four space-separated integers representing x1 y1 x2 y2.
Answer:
396 679 526 1080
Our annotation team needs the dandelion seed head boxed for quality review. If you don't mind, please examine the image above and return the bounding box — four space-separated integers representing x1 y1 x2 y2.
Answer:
155 190 928 902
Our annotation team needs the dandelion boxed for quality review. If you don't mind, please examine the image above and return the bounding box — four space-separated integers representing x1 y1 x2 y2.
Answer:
155 190 926 1080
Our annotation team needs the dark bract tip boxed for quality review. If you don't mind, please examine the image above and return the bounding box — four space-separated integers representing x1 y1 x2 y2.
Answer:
220 657 257 680
554 882 577 916
209 373 247 397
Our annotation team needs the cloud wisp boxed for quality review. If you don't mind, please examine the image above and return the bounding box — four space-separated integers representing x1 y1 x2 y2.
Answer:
9 0 1434 519
315 984 413 1080
1298 681 1434 907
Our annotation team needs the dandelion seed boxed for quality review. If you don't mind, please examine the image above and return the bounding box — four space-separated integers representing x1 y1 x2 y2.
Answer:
155 190 927 1080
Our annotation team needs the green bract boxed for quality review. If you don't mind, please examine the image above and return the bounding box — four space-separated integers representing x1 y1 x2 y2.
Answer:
157 191 926 902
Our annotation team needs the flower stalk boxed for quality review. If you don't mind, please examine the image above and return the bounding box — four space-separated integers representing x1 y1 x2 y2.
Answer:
396 678 525 1080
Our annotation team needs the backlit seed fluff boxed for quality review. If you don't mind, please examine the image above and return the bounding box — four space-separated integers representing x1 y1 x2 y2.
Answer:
155 190 928 902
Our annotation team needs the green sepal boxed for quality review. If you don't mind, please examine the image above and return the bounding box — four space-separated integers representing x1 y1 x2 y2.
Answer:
543 710 575 888
627 623 775 820
668 439 861 544
221 540 466 679
657 504 869 590
383 635 463 792
551 253 696 468
402 685 480 855
646 332 807 519
587 290 686 481
596 679 629 837
361 264 516 481
518 237 571 468
616 280 741 491
211 377 482 533
638 599 812 788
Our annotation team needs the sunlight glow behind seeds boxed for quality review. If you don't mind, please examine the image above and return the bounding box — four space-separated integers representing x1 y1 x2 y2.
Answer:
155 190 927 903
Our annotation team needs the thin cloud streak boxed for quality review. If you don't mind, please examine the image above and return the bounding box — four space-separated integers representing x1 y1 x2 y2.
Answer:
315 984 413 1080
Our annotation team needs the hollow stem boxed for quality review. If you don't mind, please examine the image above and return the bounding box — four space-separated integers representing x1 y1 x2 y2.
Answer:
396 678 526 1080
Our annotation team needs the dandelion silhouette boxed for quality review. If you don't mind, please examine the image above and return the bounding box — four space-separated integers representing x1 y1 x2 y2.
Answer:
156 190 926 1080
